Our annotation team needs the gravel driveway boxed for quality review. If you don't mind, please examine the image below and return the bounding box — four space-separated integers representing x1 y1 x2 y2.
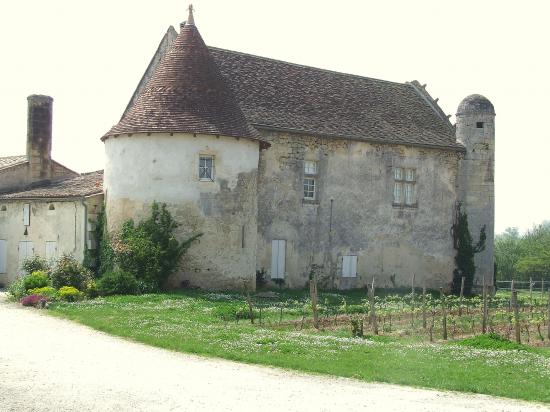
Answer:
0 293 548 412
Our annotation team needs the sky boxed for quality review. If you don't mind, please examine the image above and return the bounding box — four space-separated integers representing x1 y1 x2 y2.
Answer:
1 0 549 234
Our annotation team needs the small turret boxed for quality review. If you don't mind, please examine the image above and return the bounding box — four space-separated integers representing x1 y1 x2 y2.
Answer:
456 94 495 286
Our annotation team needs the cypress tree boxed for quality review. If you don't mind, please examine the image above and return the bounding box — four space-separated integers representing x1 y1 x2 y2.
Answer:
451 203 486 296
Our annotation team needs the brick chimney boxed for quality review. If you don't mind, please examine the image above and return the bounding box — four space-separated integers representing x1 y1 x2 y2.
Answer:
26 95 53 182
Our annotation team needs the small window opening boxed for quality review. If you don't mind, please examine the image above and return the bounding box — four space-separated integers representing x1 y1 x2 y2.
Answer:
48 204 55 211
0 205 6 212
476 122 484 129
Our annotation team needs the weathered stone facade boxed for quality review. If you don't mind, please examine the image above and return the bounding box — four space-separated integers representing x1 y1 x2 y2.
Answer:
256 130 464 290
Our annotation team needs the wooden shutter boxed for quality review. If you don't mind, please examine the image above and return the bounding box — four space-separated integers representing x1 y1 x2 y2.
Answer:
342 256 357 278
23 204 30 226
45 241 58 260
271 240 286 279
0 240 6 274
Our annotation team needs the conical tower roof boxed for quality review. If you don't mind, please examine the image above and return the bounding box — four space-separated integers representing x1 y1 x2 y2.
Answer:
103 6 262 141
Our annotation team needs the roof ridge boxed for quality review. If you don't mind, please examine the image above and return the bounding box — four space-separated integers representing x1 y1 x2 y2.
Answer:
208 46 408 87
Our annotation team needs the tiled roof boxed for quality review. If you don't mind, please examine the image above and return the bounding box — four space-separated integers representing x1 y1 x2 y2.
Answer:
0 171 103 200
0 155 27 171
209 48 462 150
103 14 262 142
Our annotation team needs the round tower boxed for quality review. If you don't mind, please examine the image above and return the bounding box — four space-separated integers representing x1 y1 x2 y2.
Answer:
102 7 266 290
456 94 495 286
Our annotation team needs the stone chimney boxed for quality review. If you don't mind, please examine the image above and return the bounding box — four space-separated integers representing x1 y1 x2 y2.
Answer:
26 95 53 182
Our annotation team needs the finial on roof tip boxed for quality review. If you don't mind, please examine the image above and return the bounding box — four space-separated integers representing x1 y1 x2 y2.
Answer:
187 4 195 25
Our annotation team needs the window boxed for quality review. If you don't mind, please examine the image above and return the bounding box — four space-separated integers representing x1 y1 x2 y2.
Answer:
23 203 30 226
342 255 357 278
304 178 316 200
271 240 286 279
304 160 317 175
476 122 484 129
303 160 317 200
199 155 214 181
393 168 416 206
0 240 6 274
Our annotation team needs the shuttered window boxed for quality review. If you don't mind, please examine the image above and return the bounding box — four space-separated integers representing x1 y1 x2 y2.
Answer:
0 240 7 274
342 255 358 278
271 240 286 279
23 203 30 226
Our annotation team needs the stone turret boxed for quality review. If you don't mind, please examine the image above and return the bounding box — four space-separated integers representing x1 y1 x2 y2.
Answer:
27 95 53 182
456 94 495 286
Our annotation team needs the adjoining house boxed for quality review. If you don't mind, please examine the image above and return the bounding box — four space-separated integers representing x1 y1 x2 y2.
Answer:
1 7 494 291
0 96 103 286
101 7 495 290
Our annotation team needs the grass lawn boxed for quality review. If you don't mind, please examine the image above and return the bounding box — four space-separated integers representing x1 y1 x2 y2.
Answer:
47 291 550 403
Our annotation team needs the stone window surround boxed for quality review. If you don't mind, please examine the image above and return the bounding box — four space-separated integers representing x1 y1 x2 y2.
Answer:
392 167 418 208
199 155 215 182
303 160 318 202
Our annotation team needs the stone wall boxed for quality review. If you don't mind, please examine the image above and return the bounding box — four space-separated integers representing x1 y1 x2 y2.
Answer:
256 130 463 290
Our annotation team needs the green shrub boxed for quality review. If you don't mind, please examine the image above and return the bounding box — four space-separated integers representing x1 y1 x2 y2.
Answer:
28 286 58 300
21 255 50 274
456 333 529 351
97 270 139 296
110 202 201 290
58 286 83 302
7 277 27 300
84 279 99 298
50 254 92 290
23 271 50 291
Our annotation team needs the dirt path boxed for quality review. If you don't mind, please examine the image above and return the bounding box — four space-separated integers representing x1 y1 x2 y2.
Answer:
0 293 548 412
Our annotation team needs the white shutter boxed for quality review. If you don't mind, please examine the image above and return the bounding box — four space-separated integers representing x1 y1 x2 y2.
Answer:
23 204 30 226
342 256 357 278
18 241 34 273
350 256 357 277
0 240 7 274
45 241 58 261
271 240 286 279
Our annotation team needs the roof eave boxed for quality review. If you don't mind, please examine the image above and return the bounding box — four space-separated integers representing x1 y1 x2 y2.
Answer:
252 124 465 152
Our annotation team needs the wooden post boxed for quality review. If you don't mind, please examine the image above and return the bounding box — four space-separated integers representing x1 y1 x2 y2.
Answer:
310 279 319 329
509 279 515 313
547 288 550 341
459 276 465 316
411 273 416 328
529 277 533 315
541 279 545 299
440 287 447 340
512 290 521 344
482 276 488 334
422 280 427 329
370 277 378 335
246 292 254 324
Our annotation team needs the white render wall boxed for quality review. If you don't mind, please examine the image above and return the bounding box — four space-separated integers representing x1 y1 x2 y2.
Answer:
104 133 260 290
0 196 103 286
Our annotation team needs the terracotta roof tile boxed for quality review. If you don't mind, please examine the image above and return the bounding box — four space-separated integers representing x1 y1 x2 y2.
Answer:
104 17 262 142
0 171 103 199
0 155 27 171
209 48 461 150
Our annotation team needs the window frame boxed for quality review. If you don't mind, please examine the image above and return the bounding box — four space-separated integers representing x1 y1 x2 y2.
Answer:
303 160 318 201
198 155 215 182
303 177 316 200
393 167 417 207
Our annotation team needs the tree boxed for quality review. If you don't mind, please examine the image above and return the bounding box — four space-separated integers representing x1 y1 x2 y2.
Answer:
451 203 486 296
